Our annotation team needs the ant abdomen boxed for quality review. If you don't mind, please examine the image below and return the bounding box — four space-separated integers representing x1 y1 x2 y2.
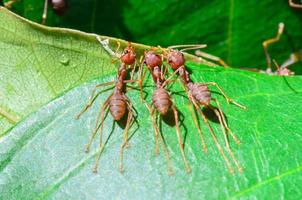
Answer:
51 0 68 16
152 88 171 115
109 94 127 121
189 83 211 106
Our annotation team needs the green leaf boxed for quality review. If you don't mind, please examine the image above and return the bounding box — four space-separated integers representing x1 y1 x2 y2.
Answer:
1 63 302 199
4 0 302 71
0 7 205 134
1 6 302 200
0 6 111 134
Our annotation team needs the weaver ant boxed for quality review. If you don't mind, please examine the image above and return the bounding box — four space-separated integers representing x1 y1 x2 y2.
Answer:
4 0 67 24
262 22 300 76
76 37 137 173
138 50 191 174
160 45 246 173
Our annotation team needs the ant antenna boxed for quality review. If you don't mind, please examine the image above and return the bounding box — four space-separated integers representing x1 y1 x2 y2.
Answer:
167 44 207 52
272 59 280 71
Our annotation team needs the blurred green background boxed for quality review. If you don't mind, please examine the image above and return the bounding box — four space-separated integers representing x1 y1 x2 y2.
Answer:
2 0 302 73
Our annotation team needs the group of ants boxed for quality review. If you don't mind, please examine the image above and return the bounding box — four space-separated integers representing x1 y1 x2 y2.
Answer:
75 38 248 175
3 0 301 175
72 20 300 175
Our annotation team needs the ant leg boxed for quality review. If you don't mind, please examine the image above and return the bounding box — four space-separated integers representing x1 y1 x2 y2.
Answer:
91 100 111 173
158 130 175 175
195 50 229 67
154 107 175 175
207 104 230 149
178 80 207 152
171 103 191 173
92 125 109 173
150 107 174 175
144 102 160 155
188 101 207 152
207 103 243 172
212 99 240 145
206 82 246 109
210 99 243 172
190 97 234 173
75 82 115 119
161 68 181 88
42 0 48 25
86 95 111 153
262 22 285 69
120 101 134 173
167 44 207 52
138 62 148 102
289 0 302 8
161 65 167 80
129 63 137 81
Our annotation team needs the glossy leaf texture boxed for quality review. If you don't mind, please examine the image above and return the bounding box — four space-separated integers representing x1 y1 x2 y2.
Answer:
3 0 302 72
1 58 302 200
1 6 302 200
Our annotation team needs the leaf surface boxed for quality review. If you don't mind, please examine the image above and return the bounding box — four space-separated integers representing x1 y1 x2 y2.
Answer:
1 6 302 200
1 64 302 199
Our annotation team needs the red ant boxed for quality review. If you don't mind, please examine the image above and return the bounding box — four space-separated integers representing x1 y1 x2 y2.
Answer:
262 22 299 76
138 50 191 174
4 0 67 24
161 45 246 173
76 37 137 173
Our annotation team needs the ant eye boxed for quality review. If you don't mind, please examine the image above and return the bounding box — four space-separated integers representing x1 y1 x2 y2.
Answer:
124 50 128 54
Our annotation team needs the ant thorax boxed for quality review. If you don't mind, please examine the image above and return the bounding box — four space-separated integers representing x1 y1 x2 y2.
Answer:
151 66 163 86
178 67 191 84
117 63 127 80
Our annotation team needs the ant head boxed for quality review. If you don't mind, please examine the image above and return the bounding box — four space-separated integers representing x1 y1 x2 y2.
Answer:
120 43 136 65
144 50 162 68
167 50 185 70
